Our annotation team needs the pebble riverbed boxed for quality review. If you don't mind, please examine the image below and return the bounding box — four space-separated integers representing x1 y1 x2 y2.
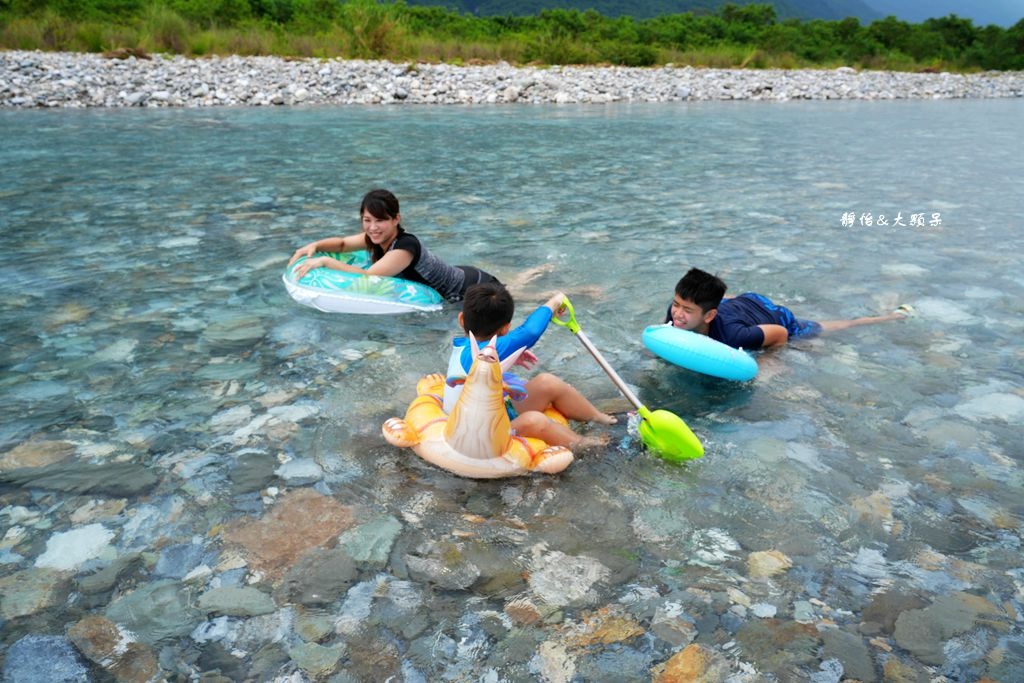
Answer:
2 49 1023 107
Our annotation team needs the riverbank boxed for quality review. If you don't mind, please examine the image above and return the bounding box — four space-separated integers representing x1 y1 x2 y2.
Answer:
2 49 1023 108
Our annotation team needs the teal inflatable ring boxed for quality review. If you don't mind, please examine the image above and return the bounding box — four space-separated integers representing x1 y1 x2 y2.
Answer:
283 252 444 315
642 324 758 381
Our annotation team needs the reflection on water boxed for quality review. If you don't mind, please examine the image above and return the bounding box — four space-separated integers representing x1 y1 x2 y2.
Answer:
1 101 1022 681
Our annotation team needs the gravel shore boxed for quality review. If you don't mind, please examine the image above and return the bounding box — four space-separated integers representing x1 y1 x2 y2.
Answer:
2 49 1023 108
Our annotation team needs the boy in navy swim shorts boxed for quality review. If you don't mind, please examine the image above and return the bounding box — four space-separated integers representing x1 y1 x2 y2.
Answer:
664 268 912 350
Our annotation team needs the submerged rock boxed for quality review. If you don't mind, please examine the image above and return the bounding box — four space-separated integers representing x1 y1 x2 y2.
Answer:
405 549 480 590
955 392 1024 423
337 514 402 569
228 450 278 494
154 541 210 579
220 488 355 583
735 618 822 673
35 524 115 572
529 640 576 683
893 592 1008 665
0 438 76 471
0 461 158 496
560 605 645 649
275 548 358 606
747 549 794 578
650 601 696 646
652 643 730 682
3 634 91 682
105 579 201 645
67 615 161 683
528 549 611 608
288 641 345 679
0 567 71 619
198 585 277 617
274 457 323 485
821 628 876 683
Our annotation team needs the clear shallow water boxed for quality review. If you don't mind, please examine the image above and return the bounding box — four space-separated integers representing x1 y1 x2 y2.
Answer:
1 100 1022 681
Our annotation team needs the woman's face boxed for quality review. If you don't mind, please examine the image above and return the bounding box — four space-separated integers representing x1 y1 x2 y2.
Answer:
362 210 400 244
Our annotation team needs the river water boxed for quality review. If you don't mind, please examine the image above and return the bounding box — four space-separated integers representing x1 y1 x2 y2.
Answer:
1 100 1022 681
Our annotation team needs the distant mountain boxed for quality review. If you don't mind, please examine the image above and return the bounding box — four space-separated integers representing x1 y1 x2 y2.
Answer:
863 1 1024 27
402 1 883 23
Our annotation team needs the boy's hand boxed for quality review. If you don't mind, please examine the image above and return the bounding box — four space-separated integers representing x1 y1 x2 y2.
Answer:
513 349 539 370
546 291 568 317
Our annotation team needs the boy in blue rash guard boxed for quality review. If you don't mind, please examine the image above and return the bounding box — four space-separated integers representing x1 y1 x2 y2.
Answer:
444 283 615 449
665 268 912 350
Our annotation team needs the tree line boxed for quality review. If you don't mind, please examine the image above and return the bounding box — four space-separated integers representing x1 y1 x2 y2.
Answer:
2 0 1022 71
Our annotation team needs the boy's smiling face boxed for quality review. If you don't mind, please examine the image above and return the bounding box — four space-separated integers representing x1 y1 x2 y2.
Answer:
670 295 716 333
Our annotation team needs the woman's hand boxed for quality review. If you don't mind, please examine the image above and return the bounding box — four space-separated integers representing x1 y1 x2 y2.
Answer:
293 256 324 280
288 242 318 267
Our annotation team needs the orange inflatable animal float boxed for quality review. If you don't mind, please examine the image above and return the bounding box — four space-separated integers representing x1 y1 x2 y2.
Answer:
382 337 574 478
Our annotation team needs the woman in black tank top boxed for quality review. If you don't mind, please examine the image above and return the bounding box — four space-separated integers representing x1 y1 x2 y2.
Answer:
287 189 499 301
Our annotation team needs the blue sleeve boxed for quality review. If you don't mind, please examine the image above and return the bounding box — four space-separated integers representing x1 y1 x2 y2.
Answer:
457 305 553 372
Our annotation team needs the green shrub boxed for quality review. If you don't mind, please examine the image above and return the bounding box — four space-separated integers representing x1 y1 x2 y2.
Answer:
187 29 214 54
39 9 76 49
169 0 251 28
523 35 592 65
336 0 405 59
74 21 109 51
141 3 189 53
0 16 46 50
596 41 658 66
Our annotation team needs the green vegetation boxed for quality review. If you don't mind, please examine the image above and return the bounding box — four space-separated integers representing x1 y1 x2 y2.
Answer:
1 0 1021 71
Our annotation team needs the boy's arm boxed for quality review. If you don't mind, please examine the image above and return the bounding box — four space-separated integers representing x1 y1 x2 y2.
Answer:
494 291 566 361
717 320 770 350
757 324 789 347
479 290 569 368
542 292 567 315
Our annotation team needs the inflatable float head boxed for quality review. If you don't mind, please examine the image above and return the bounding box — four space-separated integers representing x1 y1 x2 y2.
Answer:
382 334 574 478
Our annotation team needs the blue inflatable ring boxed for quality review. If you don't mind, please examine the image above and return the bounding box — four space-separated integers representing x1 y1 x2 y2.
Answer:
283 252 444 315
642 324 758 381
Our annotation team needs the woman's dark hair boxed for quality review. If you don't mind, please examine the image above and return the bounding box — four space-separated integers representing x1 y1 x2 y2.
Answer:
461 282 515 339
675 268 727 312
360 189 402 261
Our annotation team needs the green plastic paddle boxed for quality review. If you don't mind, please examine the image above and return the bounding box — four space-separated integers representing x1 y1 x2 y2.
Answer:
552 297 704 462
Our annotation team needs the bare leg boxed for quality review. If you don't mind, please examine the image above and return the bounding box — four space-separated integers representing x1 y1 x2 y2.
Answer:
512 411 610 449
819 307 911 334
503 263 556 293
514 372 617 424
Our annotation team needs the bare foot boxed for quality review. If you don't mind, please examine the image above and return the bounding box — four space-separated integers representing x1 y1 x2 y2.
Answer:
593 412 618 425
573 433 611 450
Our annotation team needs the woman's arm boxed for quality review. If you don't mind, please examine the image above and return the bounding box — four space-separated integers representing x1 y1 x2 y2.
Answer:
363 248 414 276
288 233 367 266
292 244 414 280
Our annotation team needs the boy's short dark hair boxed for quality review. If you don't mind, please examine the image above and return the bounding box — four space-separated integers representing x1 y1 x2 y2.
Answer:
461 282 514 339
675 268 727 313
